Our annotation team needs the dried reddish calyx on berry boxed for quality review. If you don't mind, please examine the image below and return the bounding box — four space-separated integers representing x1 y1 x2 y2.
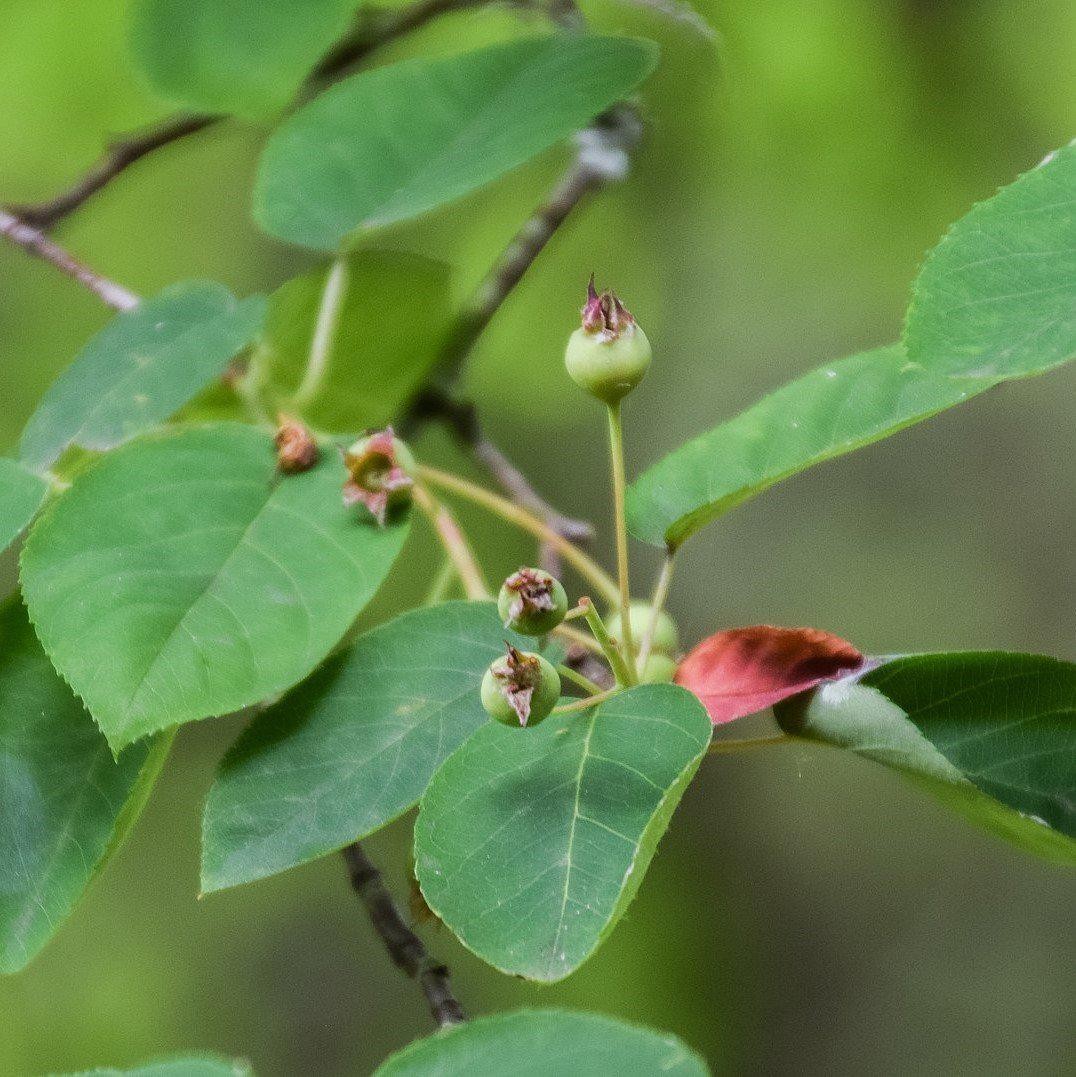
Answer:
480 644 561 728
498 567 568 635
342 427 416 525
274 414 319 474
565 277 652 404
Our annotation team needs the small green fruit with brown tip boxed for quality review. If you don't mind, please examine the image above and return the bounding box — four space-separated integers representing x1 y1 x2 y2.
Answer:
480 646 561 728
497 567 568 635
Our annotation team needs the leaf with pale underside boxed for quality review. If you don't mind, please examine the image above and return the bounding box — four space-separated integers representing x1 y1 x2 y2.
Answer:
414 683 711 981
0 458 48 556
374 1009 708 1076
202 601 533 892
19 282 266 474
249 251 454 433
629 143 1076 548
775 651 1076 865
20 423 409 754
253 35 659 250
130 0 357 117
66 1054 252 1076
0 599 170 974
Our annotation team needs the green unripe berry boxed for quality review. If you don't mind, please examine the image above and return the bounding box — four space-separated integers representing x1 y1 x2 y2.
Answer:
608 602 679 656
639 653 678 684
480 646 561 728
564 279 651 404
497 567 568 635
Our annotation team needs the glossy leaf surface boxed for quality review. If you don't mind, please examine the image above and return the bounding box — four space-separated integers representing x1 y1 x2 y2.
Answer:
415 684 711 980
254 36 658 249
676 625 864 724
203 602 528 892
375 1009 708 1076
21 424 408 753
775 652 1076 864
0 600 168 973
19 282 265 473
131 0 357 116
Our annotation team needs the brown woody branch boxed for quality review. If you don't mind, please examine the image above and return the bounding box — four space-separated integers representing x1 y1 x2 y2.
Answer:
0 209 139 310
342 841 465 1028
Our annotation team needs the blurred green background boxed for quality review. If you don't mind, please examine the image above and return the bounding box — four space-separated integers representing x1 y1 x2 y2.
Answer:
1 0 1074 1074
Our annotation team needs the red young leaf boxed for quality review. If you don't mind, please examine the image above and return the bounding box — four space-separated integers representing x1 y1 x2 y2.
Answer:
675 625 865 725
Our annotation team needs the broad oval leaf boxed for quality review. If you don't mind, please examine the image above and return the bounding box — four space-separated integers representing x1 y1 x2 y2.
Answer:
0 599 169 973
249 251 454 433
374 1009 708 1076
21 423 409 753
19 282 266 474
626 344 997 547
676 625 864 724
775 652 1076 865
254 35 659 250
0 458 48 556
66 1054 252 1076
130 0 357 117
906 141 1076 379
202 601 532 892
414 683 710 981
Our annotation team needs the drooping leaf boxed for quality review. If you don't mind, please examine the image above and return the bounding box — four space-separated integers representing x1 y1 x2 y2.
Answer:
66 1054 252 1076
0 599 170 974
676 625 864 724
254 35 659 250
414 683 710 981
0 458 48 555
775 652 1076 864
905 141 1076 379
203 601 533 892
249 251 454 433
21 423 409 753
374 1009 708 1076
130 0 357 117
629 144 1076 549
18 282 266 474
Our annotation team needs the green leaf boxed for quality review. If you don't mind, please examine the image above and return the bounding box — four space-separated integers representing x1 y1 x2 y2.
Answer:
249 251 454 434
130 0 357 117
775 652 1076 865
254 35 659 250
629 144 1076 549
0 599 169 974
19 282 266 474
374 1009 708 1076
66 1054 252 1076
203 601 533 892
414 683 710 981
627 344 997 547
21 423 409 754
906 141 1076 379
0 458 48 555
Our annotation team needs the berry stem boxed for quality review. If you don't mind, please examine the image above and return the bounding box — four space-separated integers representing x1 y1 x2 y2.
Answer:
557 664 604 696
554 622 607 657
581 598 637 687
424 555 458 606
708 733 793 755
605 402 634 660
636 552 676 673
417 465 619 605
413 485 490 600
552 686 621 715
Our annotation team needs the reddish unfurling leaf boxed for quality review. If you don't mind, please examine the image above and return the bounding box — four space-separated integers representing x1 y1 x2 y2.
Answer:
675 625 865 724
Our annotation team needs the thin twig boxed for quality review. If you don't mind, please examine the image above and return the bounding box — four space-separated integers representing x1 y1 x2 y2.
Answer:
341 841 465 1028
413 484 491 600
637 552 676 671
6 0 500 228
0 209 139 310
